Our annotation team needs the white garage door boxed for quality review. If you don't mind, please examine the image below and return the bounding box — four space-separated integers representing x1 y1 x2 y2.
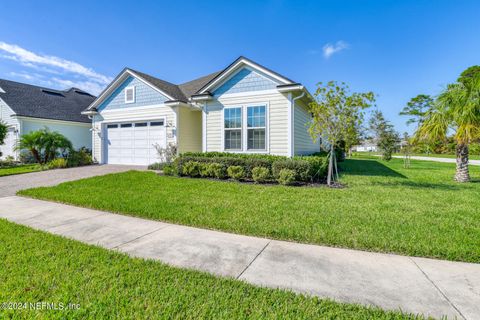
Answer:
105 120 166 165
0 127 17 159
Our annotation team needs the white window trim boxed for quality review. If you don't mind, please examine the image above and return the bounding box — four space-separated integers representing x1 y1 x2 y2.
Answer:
124 86 135 104
221 102 269 154
222 105 243 151
245 104 267 151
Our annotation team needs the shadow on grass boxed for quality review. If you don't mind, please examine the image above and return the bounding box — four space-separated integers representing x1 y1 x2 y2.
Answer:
371 180 468 191
340 159 407 178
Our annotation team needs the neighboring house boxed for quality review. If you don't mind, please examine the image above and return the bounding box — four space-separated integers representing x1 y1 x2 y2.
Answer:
0 79 95 159
83 56 319 165
353 142 378 152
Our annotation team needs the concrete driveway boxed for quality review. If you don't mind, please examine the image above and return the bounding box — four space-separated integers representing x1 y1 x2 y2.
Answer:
0 164 146 197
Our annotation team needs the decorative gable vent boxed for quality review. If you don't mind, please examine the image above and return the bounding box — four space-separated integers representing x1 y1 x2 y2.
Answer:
125 86 135 103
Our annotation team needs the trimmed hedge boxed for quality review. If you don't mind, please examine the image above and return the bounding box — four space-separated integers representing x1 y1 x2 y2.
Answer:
174 152 328 184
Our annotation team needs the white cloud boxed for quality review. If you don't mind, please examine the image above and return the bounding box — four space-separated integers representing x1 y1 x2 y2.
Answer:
50 78 106 96
322 41 349 59
0 41 112 95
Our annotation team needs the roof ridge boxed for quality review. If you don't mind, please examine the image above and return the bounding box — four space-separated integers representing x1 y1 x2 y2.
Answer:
0 78 64 93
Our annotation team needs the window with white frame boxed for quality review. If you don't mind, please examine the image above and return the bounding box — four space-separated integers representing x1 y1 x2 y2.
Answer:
223 104 267 152
224 107 242 150
125 86 135 103
247 105 266 150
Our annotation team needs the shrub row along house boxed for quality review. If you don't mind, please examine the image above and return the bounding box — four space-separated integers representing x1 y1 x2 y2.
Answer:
0 79 94 159
82 56 319 165
0 57 319 164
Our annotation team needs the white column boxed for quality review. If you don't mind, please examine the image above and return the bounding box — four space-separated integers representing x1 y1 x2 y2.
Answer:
287 93 293 157
202 102 207 152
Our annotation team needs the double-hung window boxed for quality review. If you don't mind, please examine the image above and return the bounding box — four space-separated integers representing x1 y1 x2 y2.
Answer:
224 104 267 152
224 107 242 150
247 105 266 150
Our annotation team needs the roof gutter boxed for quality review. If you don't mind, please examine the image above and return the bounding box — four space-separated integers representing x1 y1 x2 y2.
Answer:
190 92 213 102
277 84 314 101
81 108 98 116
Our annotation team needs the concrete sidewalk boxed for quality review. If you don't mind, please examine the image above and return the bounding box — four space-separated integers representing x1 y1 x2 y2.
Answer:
0 196 478 319
391 155 480 166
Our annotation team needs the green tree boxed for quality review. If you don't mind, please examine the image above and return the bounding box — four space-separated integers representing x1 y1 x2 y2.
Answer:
458 65 480 84
308 81 375 186
15 127 73 164
0 121 7 158
369 110 400 161
415 70 480 182
400 94 433 126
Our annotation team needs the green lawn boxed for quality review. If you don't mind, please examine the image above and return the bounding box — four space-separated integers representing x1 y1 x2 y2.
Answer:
0 164 41 177
0 219 415 319
19 157 480 263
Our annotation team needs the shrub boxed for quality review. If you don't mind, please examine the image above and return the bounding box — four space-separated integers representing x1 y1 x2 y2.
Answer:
67 148 93 167
148 162 166 170
252 167 270 183
199 162 211 177
162 164 177 176
277 169 296 185
47 158 68 169
299 156 329 181
175 152 328 183
227 166 245 180
0 156 16 168
207 163 227 179
272 159 310 182
182 161 201 177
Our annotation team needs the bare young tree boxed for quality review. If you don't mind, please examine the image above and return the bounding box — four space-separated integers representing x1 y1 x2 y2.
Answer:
153 142 178 163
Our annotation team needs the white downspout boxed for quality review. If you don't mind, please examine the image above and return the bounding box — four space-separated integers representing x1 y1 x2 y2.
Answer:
87 115 96 163
291 91 305 157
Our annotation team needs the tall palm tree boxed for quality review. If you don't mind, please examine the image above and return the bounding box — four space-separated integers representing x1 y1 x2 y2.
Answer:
415 75 480 182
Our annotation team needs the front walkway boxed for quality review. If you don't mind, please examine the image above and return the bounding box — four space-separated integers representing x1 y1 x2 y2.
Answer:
0 164 147 197
1 196 478 319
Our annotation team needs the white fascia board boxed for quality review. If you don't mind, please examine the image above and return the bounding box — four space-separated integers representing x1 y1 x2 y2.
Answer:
190 94 212 102
277 85 304 92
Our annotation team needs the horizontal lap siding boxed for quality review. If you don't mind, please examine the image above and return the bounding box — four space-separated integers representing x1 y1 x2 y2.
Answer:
294 100 320 155
178 108 202 153
205 92 289 156
21 119 91 150
0 99 18 127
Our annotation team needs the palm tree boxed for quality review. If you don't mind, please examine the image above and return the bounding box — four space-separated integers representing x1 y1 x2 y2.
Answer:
415 75 480 182
15 128 72 164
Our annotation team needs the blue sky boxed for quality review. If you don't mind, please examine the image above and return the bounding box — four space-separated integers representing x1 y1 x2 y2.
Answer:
0 0 479 133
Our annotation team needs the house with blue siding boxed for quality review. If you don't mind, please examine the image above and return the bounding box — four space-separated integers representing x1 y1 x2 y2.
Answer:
83 56 319 165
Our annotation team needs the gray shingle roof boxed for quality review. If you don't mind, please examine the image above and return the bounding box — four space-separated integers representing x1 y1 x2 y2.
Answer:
178 71 222 98
88 56 297 110
128 69 189 102
128 68 221 102
0 79 95 123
